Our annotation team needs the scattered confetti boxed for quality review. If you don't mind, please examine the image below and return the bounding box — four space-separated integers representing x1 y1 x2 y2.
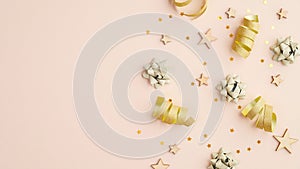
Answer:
225 8 236 18
160 34 171 45
229 33 234 38
230 128 235 133
269 63 274 68
187 137 192 141
236 149 240 154
273 129 298 153
158 18 162 22
169 144 180 154
263 0 268 4
257 140 262 144
137 129 142 135
271 25 275 30
246 9 251 13
146 30 150 35
229 57 234 61
208 148 239 169
232 15 259 58
226 25 230 29
186 36 190 40
207 144 211 148
216 74 247 103
277 8 288 20
168 14 173 18
238 105 242 109
153 96 195 126
271 74 283 87
218 16 223 20
198 29 217 49
191 82 195 86
160 141 165 145
151 158 170 169
247 147 251 152
203 61 207 66
260 59 265 63
265 40 269 45
270 36 299 65
204 134 208 138
196 73 209 86
241 96 277 132
214 98 218 102
142 58 170 89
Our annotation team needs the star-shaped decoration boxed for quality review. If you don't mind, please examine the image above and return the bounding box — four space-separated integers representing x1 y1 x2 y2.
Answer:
225 8 236 19
273 129 298 153
198 29 217 49
271 74 283 86
196 73 209 86
169 144 180 155
151 158 170 169
277 8 288 20
160 34 171 45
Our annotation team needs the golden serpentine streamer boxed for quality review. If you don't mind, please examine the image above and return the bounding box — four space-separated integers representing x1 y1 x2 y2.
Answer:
232 15 260 58
153 96 195 126
241 96 277 132
169 0 207 19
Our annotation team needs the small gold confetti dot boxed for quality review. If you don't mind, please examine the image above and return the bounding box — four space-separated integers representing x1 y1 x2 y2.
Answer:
218 16 222 20
137 130 142 135
229 57 234 61
238 105 242 109
265 40 269 45
168 99 172 102
191 82 195 86
229 33 234 38
186 36 190 40
146 30 150 35
269 63 273 68
271 25 275 30
207 144 211 148
180 12 184 16
260 59 265 63
169 14 173 18
187 137 192 141
263 0 268 4
236 149 240 154
158 18 162 22
160 141 164 145
204 134 208 138
247 9 251 13
230 128 235 133
226 25 230 29
247 147 251 151
214 98 218 102
257 140 261 144
203 61 207 66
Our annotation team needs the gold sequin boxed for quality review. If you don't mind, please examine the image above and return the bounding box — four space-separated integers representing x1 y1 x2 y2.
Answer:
229 33 234 38
214 98 218 102
229 57 234 61
230 128 235 133
260 59 265 63
257 140 261 144
236 149 240 154
158 18 162 22
187 137 192 141
146 30 150 35
247 147 251 151
207 144 211 148
186 36 190 40
137 130 142 135
226 25 230 29
218 16 223 20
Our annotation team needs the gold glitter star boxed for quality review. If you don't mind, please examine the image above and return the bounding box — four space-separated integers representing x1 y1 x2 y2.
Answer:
151 159 170 169
169 144 180 154
271 74 283 86
277 8 288 20
196 73 209 86
160 34 171 45
225 8 236 19
273 129 298 153
198 29 217 49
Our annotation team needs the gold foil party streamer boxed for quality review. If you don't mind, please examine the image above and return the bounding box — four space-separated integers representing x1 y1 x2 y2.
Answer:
153 96 195 126
169 0 207 19
232 15 259 58
241 96 277 132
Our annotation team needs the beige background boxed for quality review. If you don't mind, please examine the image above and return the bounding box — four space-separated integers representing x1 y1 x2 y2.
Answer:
0 0 299 168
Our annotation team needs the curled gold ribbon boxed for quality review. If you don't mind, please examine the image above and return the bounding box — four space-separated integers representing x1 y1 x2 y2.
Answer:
241 96 277 132
232 15 259 58
153 96 195 126
169 0 207 19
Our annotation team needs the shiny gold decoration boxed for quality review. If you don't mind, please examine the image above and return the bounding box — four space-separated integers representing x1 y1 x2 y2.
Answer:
153 96 195 126
169 144 180 154
151 159 170 169
273 129 298 153
277 8 288 20
232 15 260 58
169 0 207 19
241 96 277 132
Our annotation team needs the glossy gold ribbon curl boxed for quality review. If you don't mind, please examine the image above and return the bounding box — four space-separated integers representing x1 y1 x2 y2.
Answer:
169 0 207 19
153 96 195 126
241 96 277 132
232 15 259 58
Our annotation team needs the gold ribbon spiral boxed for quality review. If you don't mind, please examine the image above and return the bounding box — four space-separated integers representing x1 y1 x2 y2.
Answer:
169 0 207 19
241 96 277 132
232 15 259 58
153 96 195 126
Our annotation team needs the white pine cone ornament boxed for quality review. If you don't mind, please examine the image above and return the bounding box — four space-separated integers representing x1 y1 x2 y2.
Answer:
270 36 300 65
142 58 170 89
216 74 246 103
208 148 239 169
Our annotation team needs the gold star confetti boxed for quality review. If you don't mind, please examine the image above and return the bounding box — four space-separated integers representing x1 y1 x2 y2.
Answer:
225 8 236 18
257 140 261 144
151 159 170 169
277 8 288 20
160 34 171 45
187 137 192 141
198 29 217 49
137 129 142 135
196 73 209 86
271 74 283 86
169 144 180 154
207 144 211 148
273 129 298 153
